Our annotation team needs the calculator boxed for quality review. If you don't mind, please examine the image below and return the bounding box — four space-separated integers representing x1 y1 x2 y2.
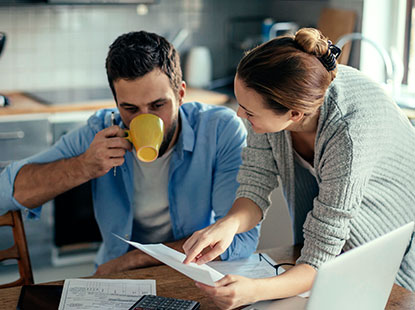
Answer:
128 294 201 310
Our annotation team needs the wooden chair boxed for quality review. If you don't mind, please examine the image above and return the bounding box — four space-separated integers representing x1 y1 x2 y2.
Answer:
0 210 34 289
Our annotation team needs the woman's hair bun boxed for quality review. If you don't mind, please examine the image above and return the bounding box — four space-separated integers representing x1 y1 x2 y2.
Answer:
294 28 329 57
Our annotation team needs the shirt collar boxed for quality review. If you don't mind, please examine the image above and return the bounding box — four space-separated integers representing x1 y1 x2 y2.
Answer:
177 106 195 153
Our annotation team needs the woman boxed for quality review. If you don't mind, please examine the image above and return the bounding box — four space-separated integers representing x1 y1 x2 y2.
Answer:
182 28 415 309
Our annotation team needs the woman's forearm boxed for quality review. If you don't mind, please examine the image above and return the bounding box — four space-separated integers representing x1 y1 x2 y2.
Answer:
255 263 316 300
197 263 317 309
226 197 263 234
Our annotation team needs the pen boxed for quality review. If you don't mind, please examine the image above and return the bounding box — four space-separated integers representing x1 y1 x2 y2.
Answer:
111 112 117 177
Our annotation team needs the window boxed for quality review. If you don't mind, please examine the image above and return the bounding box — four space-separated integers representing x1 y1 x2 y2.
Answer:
405 0 414 86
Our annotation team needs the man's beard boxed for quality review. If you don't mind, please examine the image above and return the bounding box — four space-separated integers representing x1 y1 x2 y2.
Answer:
158 117 179 158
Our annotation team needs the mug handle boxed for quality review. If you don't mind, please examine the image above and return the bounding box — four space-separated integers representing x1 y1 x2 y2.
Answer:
124 129 133 143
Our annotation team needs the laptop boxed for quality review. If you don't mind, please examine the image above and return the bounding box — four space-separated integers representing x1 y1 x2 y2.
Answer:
244 221 414 310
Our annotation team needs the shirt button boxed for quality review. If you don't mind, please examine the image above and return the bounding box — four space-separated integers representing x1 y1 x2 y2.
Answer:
125 234 129 239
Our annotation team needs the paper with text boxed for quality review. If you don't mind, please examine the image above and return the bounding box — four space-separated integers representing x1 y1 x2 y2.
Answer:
207 253 282 278
114 234 224 286
58 278 156 310
208 253 310 298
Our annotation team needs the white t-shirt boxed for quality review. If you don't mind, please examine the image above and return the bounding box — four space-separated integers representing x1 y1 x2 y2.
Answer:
132 147 174 244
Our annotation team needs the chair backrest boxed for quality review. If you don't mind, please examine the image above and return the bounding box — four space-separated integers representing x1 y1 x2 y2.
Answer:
0 210 34 288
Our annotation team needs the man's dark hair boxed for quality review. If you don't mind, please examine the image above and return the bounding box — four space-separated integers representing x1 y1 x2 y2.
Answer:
106 31 182 100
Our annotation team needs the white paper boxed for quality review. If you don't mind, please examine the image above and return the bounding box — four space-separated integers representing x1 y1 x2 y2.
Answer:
58 278 156 310
207 253 278 278
114 234 224 287
209 253 310 298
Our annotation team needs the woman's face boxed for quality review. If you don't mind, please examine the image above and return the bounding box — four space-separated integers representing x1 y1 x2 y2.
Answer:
234 75 296 134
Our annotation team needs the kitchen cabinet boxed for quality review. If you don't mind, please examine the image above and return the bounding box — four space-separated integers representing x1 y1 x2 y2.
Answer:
0 114 50 171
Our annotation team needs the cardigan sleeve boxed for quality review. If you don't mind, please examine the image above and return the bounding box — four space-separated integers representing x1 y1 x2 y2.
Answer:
235 122 280 218
297 115 378 269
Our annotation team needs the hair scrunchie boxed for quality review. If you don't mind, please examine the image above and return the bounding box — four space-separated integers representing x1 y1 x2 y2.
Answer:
319 40 342 71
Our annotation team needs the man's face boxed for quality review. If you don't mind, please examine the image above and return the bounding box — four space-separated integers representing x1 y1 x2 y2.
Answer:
114 69 185 157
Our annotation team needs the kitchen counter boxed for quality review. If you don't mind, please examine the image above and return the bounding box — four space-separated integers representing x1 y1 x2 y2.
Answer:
1 89 413 122
0 88 231 116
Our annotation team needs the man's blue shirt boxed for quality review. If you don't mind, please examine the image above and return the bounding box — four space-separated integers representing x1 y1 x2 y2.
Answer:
0 102 259 265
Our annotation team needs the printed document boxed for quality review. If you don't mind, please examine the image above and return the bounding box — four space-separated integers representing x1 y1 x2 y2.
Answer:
208 253 310 298
58 278 156 310
207 253 278 278
114 234 224 286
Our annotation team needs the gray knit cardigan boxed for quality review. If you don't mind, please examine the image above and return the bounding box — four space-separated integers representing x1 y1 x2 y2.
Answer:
235 65 415 291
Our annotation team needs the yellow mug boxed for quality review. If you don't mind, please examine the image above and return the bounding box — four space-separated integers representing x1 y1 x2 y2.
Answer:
124 114 164 162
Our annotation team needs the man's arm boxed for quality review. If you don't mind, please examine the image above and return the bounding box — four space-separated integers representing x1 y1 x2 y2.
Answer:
14 158 91 208
14 125 131 208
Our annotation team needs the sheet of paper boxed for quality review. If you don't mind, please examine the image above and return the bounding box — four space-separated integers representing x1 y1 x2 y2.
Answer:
207 253 278 278
58 278 156 310
114 234 224 287
208 253 310 298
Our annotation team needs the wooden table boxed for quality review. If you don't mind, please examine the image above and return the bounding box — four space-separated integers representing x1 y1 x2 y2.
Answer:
0 245 413 309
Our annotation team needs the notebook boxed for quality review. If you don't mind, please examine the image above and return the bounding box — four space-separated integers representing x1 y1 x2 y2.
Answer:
243 221 414 310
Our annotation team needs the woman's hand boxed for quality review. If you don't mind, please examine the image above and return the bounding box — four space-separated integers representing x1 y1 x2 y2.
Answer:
194 264 317 310
195 275 260 310
182 217 240 265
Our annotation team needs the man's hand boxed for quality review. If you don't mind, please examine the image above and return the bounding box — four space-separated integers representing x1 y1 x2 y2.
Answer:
14 125 132 208
80 125 132 179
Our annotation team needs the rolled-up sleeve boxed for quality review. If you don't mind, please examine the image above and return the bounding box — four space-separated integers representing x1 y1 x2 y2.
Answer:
0 158 43 218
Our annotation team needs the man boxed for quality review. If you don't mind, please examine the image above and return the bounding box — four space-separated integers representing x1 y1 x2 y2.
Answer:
0 31 259 275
